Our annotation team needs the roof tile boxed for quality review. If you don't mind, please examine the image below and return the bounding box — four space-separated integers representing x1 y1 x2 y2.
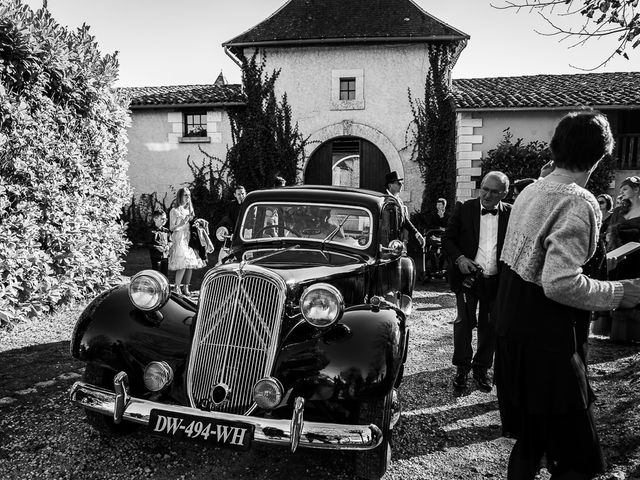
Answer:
224 0 468 46
124 84 243 107
452 72 640 109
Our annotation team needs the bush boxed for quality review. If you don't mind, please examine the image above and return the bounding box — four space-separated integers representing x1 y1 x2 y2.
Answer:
481 129 551 184
482 129 615 198
121 192 170 246
0 1 130 327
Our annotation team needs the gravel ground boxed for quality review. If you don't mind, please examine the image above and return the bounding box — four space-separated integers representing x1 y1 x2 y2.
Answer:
1 282 639 479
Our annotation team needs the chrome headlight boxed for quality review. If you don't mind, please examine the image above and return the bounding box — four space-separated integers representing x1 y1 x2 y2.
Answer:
143 361 174 392
128 270 170 311
253 377 284 410
300 283 344 328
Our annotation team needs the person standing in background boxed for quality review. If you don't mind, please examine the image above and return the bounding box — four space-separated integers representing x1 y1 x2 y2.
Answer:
442 171 511 392
147 209 171 276
384 171 425 249
168 187 205 295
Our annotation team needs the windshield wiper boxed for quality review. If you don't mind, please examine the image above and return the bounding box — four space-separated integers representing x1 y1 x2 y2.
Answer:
321 214 352 250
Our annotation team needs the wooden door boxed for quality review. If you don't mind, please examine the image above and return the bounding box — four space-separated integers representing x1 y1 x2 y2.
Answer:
304 137 390 190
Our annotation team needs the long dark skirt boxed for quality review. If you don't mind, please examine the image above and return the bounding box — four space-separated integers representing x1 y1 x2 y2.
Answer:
494 266 606 476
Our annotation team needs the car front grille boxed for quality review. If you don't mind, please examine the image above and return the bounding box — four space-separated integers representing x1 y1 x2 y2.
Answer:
186 265 286 415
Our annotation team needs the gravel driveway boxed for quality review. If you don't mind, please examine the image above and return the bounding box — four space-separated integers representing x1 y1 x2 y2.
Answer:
0 282 538 479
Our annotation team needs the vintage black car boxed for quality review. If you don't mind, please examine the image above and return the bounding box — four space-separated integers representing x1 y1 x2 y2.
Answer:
70 186 415 480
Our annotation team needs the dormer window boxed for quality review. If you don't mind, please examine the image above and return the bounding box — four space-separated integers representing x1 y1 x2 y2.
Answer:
339 78 356 100
184 111 207 137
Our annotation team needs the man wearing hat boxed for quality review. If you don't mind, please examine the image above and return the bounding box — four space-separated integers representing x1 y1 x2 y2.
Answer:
385 171 426 248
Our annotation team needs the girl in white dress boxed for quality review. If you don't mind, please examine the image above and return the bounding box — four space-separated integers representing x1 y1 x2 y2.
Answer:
168 187 205 294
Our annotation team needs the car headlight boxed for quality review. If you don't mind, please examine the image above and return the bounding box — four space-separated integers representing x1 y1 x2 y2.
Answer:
300 283 344 328
128 270 170 311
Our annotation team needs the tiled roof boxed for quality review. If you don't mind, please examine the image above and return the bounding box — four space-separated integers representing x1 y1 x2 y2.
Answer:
452 72 640 110
124 84 244 107
223 0 468 47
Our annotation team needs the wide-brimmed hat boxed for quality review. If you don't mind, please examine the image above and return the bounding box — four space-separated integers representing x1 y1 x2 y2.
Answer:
385 171 403 184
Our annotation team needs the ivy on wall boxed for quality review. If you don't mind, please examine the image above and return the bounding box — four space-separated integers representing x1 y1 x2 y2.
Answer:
408 43 460 217
226 50 308 191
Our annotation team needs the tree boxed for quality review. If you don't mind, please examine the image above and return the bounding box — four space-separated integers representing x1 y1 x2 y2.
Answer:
0 1 130 326
493 0 640 69
226 51 307 191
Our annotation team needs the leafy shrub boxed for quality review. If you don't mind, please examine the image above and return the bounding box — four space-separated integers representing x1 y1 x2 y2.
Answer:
0 1 130 327
184 149 231 231
481 129 552 183
482 129 615 197
121 192 170 246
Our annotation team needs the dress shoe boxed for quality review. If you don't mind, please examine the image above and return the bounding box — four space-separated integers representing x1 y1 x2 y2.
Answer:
473 369 492 392
453 367 470 390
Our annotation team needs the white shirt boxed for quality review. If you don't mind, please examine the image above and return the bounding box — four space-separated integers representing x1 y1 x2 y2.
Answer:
474 203 499 276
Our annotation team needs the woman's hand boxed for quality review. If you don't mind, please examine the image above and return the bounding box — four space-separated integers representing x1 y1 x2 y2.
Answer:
619 278 640 308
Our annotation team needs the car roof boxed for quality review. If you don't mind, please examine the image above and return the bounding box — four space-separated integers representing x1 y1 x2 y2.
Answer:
244 185 390 212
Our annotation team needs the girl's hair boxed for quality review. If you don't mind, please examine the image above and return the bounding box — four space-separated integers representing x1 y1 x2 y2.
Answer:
597 194 613 212
175 187 190 206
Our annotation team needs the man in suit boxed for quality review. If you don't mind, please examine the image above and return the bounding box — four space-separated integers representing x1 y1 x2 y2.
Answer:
442 171 511 392
385 171 425 249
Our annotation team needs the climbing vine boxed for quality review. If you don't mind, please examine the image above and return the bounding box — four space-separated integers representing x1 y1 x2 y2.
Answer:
408 43 461 215
226 50 307 191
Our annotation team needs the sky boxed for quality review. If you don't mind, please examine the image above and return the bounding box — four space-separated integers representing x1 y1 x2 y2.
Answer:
23 0 640 87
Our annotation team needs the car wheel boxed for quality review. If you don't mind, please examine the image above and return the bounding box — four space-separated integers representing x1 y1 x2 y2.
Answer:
355 390 393 480
82 363 137 435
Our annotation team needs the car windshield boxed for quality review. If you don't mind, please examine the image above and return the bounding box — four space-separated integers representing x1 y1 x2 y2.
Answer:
240 202 372 249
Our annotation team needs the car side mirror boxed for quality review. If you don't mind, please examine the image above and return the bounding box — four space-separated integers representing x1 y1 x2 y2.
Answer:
215 226 231 242
379 239 404 257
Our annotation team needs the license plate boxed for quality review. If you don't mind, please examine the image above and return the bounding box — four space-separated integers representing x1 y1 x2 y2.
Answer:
149 409 254 451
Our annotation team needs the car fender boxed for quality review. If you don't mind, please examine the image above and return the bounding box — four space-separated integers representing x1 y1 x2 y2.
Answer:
71 285 195 394
273 305 406 402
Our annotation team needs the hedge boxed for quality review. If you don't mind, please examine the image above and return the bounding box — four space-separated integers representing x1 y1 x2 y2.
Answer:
0 1 131 327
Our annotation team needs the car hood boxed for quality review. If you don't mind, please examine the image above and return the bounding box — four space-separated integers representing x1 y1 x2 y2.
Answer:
237 248 372 302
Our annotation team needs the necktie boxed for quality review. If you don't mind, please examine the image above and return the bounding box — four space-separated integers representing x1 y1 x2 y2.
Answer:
481 208 497 216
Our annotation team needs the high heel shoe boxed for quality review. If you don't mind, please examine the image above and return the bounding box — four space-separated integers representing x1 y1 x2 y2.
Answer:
182 285 191 296
172 285 182 295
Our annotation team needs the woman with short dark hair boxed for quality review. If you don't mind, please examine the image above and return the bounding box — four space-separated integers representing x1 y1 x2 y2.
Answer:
495 111 640 479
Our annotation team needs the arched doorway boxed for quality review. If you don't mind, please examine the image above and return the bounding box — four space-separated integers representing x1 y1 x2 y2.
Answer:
304 137 391 192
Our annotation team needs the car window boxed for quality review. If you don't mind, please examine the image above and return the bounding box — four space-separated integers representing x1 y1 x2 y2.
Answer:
240 203 372 249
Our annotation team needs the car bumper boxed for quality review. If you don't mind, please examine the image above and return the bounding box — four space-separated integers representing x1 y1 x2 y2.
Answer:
69 373 382 452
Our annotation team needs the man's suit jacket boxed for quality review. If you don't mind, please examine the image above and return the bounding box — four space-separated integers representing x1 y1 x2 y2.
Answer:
441 198 512 293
